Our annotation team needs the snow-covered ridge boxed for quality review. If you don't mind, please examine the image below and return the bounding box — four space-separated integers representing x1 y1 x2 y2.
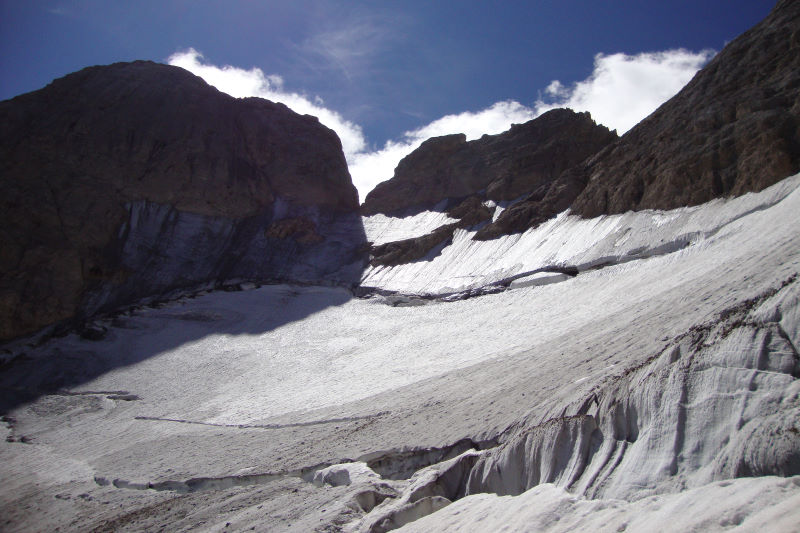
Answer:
361 173 800 295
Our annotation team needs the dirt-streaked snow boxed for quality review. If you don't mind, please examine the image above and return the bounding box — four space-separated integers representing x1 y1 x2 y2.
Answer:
1 174 799 532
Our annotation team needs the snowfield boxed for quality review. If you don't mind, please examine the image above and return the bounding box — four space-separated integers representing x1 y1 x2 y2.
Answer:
1 173 799 532
362 173 800 296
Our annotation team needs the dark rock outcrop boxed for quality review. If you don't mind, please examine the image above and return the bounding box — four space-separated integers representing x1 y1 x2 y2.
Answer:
446 195 495 227
570 0 800 218
370 225 459 267
0 61 365 341
361 109 617 216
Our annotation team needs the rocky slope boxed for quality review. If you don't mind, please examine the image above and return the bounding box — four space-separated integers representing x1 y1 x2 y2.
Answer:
361 109 615 265
361 109 616 216
361 175 800 296
570 0 800 218
479 0 800 238
377 0 800 243
0 61 365 341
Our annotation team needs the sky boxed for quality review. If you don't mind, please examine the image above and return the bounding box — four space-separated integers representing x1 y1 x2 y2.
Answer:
0 1 776 200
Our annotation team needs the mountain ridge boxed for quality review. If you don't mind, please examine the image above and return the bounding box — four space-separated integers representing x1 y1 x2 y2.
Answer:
364 0 800 243
571 0 800 218
361 108 616 216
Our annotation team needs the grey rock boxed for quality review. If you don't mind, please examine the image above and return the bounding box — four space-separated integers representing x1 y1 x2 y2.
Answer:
571 0 800 218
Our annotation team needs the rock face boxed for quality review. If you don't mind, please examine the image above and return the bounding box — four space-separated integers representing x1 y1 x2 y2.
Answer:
360 109 616 263
474 0 800 239
363 0 799 247
361 109 616 216
570 0 800 218
473 165 589 240
0 61 365 341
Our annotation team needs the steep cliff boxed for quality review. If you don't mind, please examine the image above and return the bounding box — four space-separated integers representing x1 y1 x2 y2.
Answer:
0 61 365 341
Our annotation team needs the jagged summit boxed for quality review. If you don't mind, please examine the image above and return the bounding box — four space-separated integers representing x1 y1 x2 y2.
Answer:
370 0 800 241
361 108 616 216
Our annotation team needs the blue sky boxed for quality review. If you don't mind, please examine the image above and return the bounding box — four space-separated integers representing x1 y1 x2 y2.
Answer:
0 1 776 198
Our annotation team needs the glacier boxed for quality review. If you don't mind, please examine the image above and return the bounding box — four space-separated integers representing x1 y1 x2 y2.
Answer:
1 173 799 531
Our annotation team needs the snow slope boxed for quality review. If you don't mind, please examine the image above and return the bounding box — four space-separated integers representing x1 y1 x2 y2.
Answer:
363 206 458 246
1 174 799 532
361 173 800 296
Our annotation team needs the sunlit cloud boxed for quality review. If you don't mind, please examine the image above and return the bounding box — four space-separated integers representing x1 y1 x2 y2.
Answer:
534 49 715 134
167 47 713 202
166 48 533 201
354 49 715 196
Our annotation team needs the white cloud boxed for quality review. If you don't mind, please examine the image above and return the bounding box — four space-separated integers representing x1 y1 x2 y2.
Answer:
351 49 715 198
545 80 567 98
167 48 535 201
167 48 367 158
292 8 408 85
534 49 715 134
167 47 713 202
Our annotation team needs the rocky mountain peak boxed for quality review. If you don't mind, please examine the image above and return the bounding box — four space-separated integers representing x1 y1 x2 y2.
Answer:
1 60 358 218
471 0 800 239
361 108 616 216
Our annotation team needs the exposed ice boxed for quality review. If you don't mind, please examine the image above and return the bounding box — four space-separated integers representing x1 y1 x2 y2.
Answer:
397 476 800 533
1 173 799 531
